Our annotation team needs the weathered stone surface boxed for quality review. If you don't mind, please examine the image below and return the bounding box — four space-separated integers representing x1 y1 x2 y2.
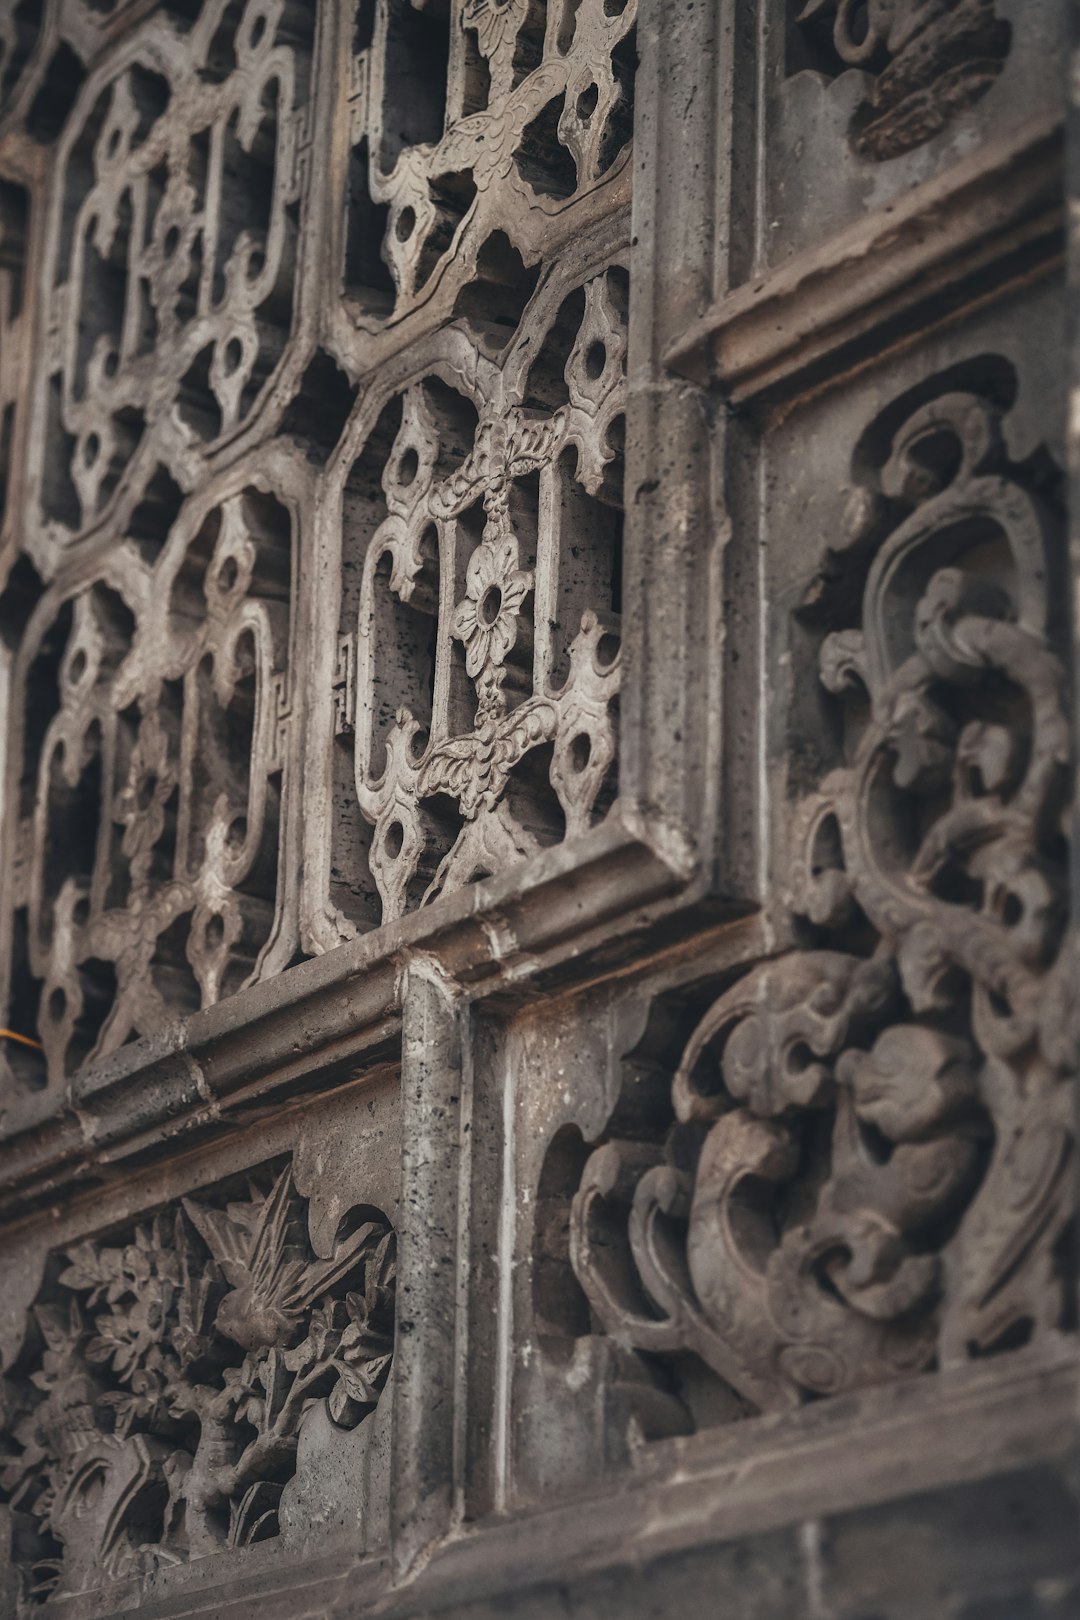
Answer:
0 0 1074 1616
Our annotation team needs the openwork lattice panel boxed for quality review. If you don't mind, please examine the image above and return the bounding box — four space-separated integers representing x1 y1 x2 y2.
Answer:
306 246 626 940
338 0 635 342
0 451 306 1097
26 0 315 550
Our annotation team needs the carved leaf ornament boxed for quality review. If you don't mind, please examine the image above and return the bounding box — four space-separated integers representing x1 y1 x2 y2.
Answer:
0 1168 395 1599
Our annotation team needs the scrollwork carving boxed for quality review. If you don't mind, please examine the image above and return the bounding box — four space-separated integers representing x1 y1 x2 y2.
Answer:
571 378 1075 1414
794 0 1011 160
0 1164 396 1605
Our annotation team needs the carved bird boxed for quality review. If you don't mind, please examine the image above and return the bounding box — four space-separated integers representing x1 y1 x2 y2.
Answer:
182 1169 383 1354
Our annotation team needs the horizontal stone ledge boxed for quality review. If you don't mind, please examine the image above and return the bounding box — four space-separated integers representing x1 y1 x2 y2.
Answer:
0 812 711 1217
664 113 1064 407
44 1339 1078 1620
403 1339 1079 1616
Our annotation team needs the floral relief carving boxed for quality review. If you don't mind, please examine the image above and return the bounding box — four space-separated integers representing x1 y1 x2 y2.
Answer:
0 1165 396 1605
794 0 1011 160
571 378 1075 1412
313 260 626 936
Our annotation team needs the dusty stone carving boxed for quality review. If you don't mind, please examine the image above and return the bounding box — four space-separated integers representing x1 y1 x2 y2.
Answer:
0 0 1071 1615
0 1164 396 1604
29 0 313 543
572 382 1074 1410
344 0 636 325
314 259 625 935
795 0 1011 159
0 463 299 1095
0 0 636 1076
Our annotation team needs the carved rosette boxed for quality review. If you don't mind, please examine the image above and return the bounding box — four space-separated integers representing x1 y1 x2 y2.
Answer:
571 384 1075 1410
314 259 626 936
0 1165 395 1604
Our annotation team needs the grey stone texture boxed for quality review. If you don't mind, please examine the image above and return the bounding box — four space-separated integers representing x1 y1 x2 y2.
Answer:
0 0 1075 1615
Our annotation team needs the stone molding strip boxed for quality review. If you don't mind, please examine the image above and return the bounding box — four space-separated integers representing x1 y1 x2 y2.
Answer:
664 113 1064 405
12 1339 1068 1619
0 812 702 1218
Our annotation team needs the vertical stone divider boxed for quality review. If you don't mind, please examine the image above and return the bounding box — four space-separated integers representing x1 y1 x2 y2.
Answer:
1069 7 1080 960
1068 0 1080 1503
621 0 735 892
392 952 467 1577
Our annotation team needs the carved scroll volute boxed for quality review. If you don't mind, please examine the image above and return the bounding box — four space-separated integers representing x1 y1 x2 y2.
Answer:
793 0 1012 160
571 377 1074 1414
803 396 1074 1360
818 388 1073 1351
572 955 992 1409
862 394 1054 683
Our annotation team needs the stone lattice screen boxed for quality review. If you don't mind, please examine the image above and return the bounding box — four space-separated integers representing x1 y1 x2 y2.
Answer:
0 2 1075 1617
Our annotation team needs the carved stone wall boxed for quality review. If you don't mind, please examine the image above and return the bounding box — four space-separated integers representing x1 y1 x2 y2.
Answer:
0 1 1075 1618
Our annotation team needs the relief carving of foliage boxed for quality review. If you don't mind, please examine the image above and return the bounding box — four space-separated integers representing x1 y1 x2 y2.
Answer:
0 1166 396 1604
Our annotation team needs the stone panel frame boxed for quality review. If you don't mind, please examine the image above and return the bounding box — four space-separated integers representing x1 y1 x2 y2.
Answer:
0 1 1074 1619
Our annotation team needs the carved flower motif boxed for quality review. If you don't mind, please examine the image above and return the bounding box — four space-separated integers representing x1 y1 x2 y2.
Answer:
64 1218 185 1382
450 529 532 679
